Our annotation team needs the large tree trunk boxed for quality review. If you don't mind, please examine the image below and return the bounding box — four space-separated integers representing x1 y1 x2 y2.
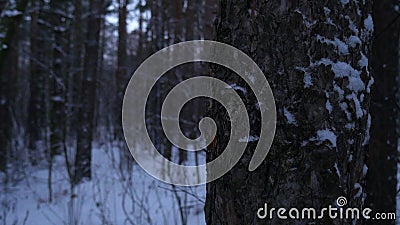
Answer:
365 0 399 223
73 0 103 184
206 1 373 225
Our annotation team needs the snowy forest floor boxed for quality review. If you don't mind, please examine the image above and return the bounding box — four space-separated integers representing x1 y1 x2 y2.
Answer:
0 143 206 225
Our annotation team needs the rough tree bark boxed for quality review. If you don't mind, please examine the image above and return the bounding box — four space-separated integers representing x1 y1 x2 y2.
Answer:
206 1 373 225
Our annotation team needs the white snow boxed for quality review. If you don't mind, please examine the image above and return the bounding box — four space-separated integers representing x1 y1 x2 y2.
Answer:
358 53 368 68
239 135 260 143
346 16 359 35
340 0 350 5
340 102 352 120
347 35 361 48
316 35 349 55
323 7 331 15
334 162 341 178
354 183 363 198
227 84 247 94
2 9 22 17
346 93 363 118
366 76 374 93
325 92 333 114
315 58 365 93
362 113 371 146
326 99 333 114
284 107 298 126
0 145 206 225
294 9 317 28
364 14 374 33
345 122 355 129
333 83 345 100
316 129 337 147
295 66 313 88
303 73 313 88
363 164 368 176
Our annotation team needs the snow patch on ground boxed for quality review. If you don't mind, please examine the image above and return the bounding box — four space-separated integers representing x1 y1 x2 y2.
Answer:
0 145 206 225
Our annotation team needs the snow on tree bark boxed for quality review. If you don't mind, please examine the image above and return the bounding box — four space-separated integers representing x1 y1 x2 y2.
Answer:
206 1 373 224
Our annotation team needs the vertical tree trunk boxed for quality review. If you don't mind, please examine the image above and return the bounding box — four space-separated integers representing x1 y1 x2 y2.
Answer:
206 1 373 225
116 0 132 173
116 0 129 138
47 0 69 201
69 0 84 138
365 0 399 223
0 0 28 172
49 0 68 157
136 0 145 60
28 0 51 165
73 0 103 184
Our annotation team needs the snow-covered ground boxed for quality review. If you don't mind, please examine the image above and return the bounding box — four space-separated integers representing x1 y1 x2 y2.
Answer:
0 144 206 225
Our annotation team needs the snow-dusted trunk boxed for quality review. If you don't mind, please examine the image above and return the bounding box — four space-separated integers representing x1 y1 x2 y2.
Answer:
206 1 373 224
49 0 67 159
365 0 399 222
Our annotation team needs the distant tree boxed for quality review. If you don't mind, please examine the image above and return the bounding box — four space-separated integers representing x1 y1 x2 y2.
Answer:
74 0 105 184
206 1 373 224
28 0 52 165
0 0 29 173
365 0 399 223
116 0 129 138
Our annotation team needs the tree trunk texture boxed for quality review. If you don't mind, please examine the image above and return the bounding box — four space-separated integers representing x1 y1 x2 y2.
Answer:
116 0 129 138
73 0 103 184
49 0 68 158
206 1 373 225
0 0 28 171
28 0 52 165
0 4 24 172
68 0 84 138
